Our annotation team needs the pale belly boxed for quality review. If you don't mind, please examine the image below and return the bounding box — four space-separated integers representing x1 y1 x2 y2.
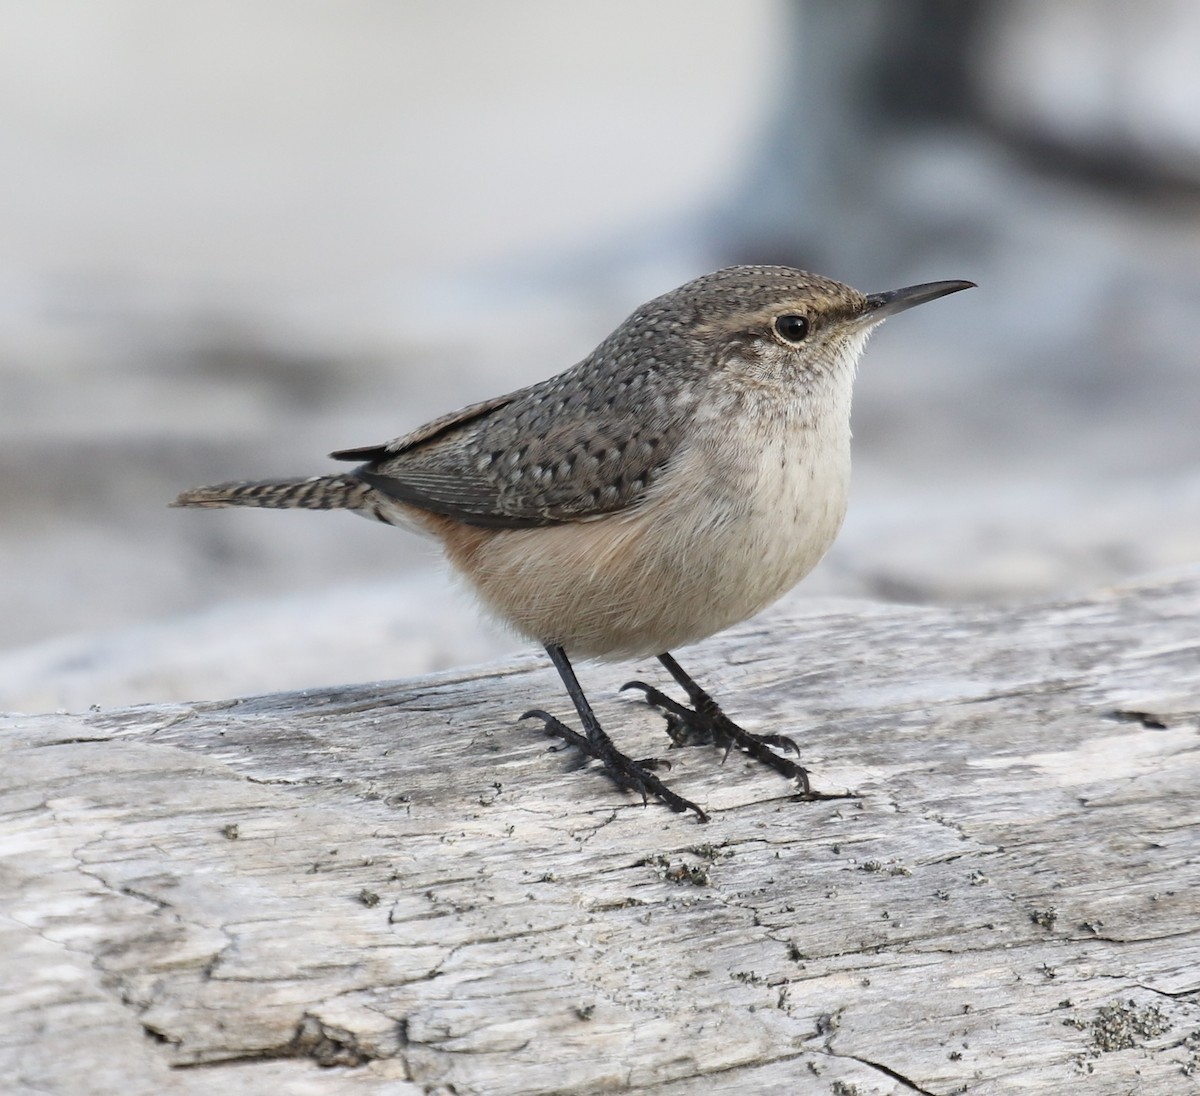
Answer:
441 425 852 659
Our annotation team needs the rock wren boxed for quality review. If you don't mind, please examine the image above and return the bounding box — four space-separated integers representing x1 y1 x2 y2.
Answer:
174 265 972 821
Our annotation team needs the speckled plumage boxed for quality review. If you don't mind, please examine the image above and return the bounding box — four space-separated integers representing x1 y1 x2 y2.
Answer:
175 266 970 653
337 266 869 528
174 265 972 818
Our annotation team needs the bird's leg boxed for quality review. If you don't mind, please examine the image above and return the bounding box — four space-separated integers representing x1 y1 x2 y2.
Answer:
623 652 812 796
522 644 709 822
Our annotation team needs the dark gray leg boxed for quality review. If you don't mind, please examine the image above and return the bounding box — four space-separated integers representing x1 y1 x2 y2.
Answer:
623 652 812 796
523 643 709 822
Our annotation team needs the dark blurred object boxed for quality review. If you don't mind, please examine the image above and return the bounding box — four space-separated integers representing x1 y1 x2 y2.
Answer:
976 0 1200 195
726 0 1200 270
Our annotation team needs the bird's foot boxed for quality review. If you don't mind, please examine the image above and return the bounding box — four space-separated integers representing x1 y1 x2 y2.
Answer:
521 709 709 822
621 681 812 797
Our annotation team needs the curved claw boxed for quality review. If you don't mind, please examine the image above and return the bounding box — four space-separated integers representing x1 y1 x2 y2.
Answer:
522 709 593 759
622 680 697 720
622 678 811 794
519 707 707 821
620 680 670 705
758 733 802 757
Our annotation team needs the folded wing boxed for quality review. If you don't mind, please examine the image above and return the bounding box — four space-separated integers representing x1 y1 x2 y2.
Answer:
332 364 687 529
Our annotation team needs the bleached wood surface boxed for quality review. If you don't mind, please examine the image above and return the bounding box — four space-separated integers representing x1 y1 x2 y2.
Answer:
2 569 1199 1095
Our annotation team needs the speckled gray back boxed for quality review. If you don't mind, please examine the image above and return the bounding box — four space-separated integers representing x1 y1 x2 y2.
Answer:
342 266 863 528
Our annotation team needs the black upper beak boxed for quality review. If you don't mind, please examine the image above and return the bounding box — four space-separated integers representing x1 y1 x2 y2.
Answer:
863 280 976 320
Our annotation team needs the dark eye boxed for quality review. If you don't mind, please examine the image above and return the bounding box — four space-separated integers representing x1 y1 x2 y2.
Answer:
774 314 809 344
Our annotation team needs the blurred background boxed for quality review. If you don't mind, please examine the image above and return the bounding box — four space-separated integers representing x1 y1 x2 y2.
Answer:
2 0 1198 711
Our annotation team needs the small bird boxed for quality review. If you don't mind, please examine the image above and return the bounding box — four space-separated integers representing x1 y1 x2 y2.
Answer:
174 266 973 821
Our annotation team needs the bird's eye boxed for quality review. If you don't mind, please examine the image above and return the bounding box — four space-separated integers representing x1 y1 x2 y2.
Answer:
774 314 809 344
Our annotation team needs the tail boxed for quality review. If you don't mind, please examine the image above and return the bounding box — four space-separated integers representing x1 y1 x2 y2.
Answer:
172 474 375 511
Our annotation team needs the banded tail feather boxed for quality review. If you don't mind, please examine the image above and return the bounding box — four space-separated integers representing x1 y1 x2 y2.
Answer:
172 474 373 511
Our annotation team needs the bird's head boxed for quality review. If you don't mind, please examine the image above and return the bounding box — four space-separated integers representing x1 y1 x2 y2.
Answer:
655 265 974 390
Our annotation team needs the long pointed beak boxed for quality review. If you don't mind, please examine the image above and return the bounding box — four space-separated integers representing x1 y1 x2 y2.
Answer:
863 279 975 320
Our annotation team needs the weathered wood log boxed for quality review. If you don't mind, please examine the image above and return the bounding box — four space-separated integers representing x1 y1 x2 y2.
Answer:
2 569 1199 1094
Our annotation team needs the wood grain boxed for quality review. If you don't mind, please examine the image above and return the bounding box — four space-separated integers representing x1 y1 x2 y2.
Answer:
2 568 1198 1094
